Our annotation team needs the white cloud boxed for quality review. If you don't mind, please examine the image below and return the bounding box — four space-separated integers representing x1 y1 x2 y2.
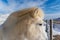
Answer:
50 5 60 8
0 0 48 13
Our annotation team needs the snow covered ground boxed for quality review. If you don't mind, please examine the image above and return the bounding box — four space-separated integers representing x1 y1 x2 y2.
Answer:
53 24 60 35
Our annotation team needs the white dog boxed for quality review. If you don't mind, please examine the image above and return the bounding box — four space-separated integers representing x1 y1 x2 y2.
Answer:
0 7 48 40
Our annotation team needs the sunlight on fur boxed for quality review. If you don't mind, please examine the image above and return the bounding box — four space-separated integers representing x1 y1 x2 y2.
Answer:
0 7 48 40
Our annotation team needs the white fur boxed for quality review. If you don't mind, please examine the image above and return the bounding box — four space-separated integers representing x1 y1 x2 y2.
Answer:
0 8 48 40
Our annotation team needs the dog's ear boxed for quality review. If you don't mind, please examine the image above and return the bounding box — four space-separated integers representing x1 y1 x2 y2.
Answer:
36 8 44 19
30 8 44 19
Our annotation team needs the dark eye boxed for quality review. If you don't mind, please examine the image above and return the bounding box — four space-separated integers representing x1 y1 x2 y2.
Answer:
39 24 42 26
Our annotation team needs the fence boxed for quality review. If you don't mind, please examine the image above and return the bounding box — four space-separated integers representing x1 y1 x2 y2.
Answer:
46 19 53 40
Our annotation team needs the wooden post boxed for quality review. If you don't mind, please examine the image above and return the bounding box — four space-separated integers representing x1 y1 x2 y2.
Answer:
50 19 53 40
46 20 48 32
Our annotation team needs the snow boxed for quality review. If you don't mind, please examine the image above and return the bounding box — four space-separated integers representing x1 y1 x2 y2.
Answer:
53 24 60 35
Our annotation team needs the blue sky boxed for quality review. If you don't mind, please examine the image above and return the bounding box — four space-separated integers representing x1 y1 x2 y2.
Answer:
0 0 60 14
0 0 60 25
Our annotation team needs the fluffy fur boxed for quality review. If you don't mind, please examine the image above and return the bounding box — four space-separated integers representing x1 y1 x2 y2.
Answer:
0 7 47 40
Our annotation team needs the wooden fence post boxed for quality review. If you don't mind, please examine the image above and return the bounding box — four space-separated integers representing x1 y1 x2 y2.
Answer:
50 19 53 40
46 20 48 32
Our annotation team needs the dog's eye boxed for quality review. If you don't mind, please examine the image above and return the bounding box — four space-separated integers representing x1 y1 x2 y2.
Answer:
39 24 42 26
